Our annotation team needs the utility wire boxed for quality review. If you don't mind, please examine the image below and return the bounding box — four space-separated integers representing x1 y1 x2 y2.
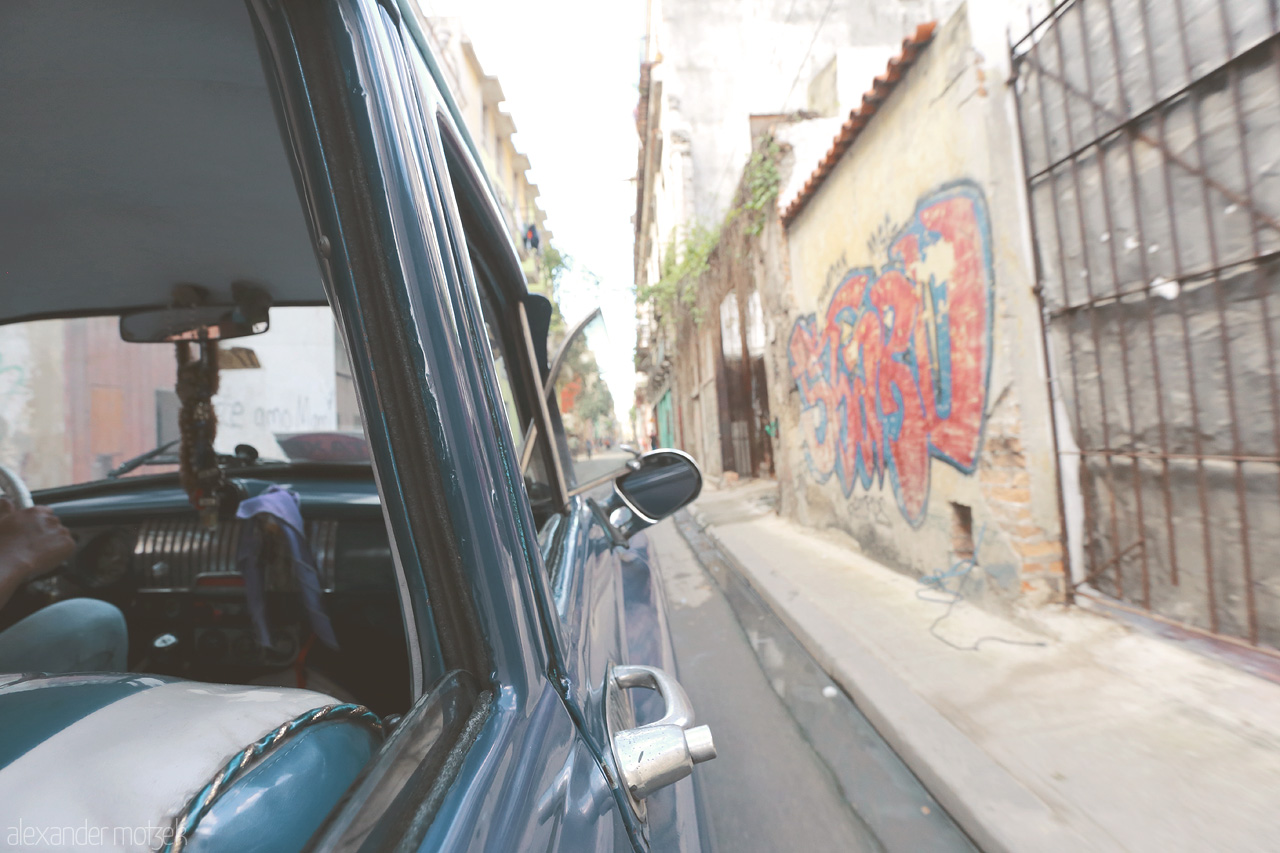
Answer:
778 0 838 115
708 0 836 216
916 524 1049 652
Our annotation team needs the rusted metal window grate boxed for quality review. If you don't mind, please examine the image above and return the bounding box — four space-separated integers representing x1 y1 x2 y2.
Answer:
1012 0 1280 651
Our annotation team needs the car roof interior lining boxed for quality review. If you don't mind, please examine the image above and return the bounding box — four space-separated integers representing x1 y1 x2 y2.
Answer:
0 0 323 327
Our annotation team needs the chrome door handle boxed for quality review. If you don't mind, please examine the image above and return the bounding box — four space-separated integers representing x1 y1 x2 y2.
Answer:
613 664 695 728
608 664 717 802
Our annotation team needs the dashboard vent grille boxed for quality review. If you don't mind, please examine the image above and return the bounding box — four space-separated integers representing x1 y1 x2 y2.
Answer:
132 518 338 591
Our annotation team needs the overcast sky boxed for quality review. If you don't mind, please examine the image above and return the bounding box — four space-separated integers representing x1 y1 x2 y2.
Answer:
440 0 646 428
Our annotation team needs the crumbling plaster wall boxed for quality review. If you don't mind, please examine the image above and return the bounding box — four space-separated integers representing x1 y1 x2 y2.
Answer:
654 0 955 226
776 6 1065 605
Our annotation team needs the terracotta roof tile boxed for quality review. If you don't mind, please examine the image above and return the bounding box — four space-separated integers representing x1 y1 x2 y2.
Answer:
780 22 937 227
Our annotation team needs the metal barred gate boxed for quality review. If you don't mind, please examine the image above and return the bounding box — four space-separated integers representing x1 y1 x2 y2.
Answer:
1011 0 1280 651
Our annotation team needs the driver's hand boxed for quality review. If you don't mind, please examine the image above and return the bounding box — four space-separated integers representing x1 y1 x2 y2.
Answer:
0 498 76 583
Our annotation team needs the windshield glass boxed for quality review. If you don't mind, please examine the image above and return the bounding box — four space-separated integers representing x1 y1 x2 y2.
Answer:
0 307 364 491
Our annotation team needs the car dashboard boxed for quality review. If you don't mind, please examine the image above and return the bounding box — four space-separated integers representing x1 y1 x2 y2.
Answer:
6 465 412 715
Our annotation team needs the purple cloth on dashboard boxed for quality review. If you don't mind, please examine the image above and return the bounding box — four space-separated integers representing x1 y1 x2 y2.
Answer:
235 486 338 650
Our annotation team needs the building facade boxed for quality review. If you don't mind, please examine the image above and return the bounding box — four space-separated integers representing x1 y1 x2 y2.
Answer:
632 0 953 454
638 0 1280 638
777 10 1065 604
421 14 552 259
637 2 1069 609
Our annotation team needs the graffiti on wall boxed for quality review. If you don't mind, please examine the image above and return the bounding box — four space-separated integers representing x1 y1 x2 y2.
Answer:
788 182 994 526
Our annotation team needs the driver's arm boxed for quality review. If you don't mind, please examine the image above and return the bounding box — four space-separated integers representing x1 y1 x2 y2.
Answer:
0 499 75 611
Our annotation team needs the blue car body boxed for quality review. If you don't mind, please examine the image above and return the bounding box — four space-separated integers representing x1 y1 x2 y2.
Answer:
0 0 710 850
264 3 708 847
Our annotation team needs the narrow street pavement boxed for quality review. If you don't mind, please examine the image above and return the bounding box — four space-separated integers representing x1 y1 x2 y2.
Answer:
668 479 1280 853
648 518 976 852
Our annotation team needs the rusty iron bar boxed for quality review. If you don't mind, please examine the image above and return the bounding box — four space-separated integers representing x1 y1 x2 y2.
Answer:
1049 9 1127 600
1010 15 1077 605
1042 250 1280 316
1266 0 1280 639
1075 586 1280 665
1022 28 1280 188
1025 5 1102 599
1218 0 1280 645
1019 30 1280 237
1075 537 1146 589
1100 0 1178 606
1074 0 1152 608
1065 449 1280 464
1011 0 1081 53
1169 0 1257 644
1014 0 1280 647
1133 0 1219 615
1215 0 1271 645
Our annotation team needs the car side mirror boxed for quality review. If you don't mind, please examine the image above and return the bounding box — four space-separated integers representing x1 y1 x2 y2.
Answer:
600 450 702 541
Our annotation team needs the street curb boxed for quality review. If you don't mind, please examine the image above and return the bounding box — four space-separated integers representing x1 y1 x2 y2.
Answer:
681 505 1112 853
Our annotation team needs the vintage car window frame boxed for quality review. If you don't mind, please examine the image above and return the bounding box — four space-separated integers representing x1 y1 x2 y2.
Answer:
407 36 639 843
433 111 573 514
424 112 580 512
464 241 563 513
395 12 652 850
431 97 586 610
400 0 588 709
250 0 499 846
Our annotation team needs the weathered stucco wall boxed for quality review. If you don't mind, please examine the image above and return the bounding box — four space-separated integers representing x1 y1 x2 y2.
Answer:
777 6 1065 604
654 0 955 226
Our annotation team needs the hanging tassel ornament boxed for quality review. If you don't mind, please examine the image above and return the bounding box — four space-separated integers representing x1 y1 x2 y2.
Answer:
176 338 225 528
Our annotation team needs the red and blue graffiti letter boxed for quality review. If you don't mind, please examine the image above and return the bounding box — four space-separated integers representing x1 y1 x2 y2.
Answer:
787 182 993 526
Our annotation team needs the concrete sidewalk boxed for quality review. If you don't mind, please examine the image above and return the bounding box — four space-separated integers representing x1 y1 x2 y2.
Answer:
682 479 1280 853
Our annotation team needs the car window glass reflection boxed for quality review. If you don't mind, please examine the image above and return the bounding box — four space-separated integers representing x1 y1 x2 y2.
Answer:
485 320 525 446
551 315 628 489
480 313 558 524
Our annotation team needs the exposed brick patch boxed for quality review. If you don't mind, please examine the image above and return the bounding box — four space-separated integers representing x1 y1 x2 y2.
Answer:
984 485 1032 504
978 468 1031 488
1012 539 1062 560
983 435 1026 469
979 401 1065 604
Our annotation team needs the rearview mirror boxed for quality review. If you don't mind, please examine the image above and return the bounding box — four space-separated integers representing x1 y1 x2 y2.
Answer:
121 282 272 343
602 450 703 541
120 304 269 343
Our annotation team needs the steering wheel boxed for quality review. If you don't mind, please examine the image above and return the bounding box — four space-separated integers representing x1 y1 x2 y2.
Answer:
0 464 33 510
